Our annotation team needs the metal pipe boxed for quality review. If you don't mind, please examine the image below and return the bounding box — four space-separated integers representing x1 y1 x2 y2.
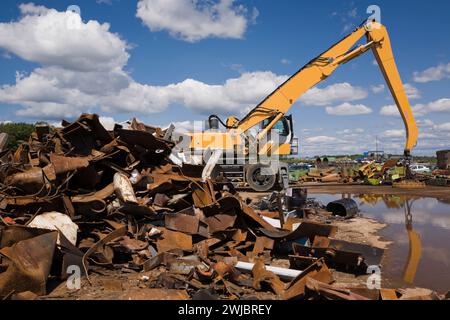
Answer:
235 261 302 280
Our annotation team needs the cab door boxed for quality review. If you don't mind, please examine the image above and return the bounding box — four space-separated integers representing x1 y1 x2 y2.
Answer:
261 115 294 156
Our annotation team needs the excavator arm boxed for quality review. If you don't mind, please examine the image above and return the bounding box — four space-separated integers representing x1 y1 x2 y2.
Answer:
230 21 418 156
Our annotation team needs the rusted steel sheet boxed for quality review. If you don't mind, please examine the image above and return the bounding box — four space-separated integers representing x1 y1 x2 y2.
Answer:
258 221 337 241
49 153 90 175
191 180 216 208
82 227 127 283
71 183 114 203
117 236 148 252
143 252 179 272
153 193 170 207
252 259 286 296
205 214 236 233
283 258 332 300
327 239 384 267
114 128 174 157
5 165 56 188
291 243 363 270
305 277 370 300
0 231 57 297
250 236 275 259
165 213 200 235
239 201 279 232
0 225 51 249
60 114 112 155
312 236 331 248
156 228 193 252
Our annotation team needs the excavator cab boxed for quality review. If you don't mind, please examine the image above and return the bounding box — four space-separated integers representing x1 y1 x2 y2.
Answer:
261 115 295 156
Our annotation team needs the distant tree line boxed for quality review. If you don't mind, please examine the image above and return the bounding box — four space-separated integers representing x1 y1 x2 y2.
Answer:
0 122 36 150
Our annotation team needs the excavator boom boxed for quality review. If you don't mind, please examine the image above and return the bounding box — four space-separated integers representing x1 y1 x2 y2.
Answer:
232 21 418 156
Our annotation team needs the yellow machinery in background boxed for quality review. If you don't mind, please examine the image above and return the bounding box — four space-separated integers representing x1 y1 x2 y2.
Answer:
177 20 418 192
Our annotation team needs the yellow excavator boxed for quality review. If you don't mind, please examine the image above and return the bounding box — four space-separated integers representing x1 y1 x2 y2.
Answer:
172 20 418 192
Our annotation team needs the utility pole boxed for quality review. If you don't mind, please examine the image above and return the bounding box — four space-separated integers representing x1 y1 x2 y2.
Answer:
375 135 378 155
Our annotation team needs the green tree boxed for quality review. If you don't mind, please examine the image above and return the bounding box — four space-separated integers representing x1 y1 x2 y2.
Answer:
0 123 36 150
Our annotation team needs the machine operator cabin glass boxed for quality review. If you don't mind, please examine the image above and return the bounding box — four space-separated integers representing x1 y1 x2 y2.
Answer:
261 117 289 136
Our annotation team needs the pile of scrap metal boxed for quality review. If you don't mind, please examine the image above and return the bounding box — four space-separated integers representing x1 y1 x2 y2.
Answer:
422 169 450 187
298 160 408 186
0 114 442 300
299 167 354 184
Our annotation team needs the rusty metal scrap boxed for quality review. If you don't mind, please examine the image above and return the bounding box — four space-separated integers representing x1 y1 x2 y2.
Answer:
252 259 285 295
0 113 426 300
304 277 370 300
156 228 193 252
0 231 57 297
283 258 332 300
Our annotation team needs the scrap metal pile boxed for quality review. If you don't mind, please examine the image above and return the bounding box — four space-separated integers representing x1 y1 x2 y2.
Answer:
298 160 409 186
0 114 438 300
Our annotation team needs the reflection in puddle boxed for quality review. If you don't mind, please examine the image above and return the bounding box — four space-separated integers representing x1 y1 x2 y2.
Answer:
311 193 450 293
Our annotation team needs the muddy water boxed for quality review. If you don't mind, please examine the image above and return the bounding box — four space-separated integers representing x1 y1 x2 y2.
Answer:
311 193 450 293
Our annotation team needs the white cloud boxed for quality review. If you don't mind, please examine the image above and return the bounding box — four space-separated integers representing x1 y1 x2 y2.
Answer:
169 120 197 133
136 0 256 42
404 83 421 100
423 98 450 113
305 136 337 143
96 0 113 5
380 105 398 117
101 71 288 116
413 62 450 83
0 5 129 72
1 69 287 119
371 84 385 94
18 3 50 15
417 119 434 128
381 98 450 117
382 129 405 138
433 122 450 132
299 82 368 106
413 98 450 116
419 132 438 139
336 128 364 134
325 103 372 116
0 4 286 120
281 58 291 65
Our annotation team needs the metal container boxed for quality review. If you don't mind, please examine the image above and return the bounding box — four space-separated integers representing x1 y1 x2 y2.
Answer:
326 198 358 219
436 150 450 170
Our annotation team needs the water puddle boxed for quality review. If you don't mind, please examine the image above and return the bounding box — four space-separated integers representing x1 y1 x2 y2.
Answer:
311 193 450 293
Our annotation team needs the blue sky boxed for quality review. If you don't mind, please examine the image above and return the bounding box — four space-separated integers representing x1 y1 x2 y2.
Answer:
0 0 449 156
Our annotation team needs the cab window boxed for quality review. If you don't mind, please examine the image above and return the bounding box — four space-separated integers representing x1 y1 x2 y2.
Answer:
261 117 289 136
